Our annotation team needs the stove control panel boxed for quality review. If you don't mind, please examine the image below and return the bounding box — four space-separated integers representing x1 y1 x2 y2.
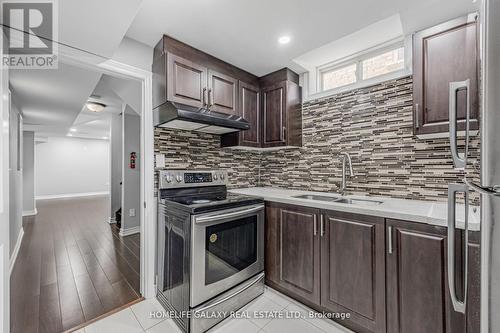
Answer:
159 170 228 189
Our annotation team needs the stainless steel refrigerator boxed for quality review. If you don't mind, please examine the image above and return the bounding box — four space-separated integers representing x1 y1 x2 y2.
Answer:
447 0 500 332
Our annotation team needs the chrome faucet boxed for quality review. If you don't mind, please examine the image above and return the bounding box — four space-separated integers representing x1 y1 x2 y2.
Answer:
339 152 354 195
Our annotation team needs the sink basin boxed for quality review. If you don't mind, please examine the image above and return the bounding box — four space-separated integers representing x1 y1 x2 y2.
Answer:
292 194 341 201
292 194 383 206
333 198 383 206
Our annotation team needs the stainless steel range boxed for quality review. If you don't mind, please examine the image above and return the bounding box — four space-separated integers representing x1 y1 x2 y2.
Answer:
156 170 265 333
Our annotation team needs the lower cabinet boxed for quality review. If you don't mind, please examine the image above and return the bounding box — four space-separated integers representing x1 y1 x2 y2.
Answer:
321 211 386 333
386 219 480 333
265 202 321 304
265 203 480 333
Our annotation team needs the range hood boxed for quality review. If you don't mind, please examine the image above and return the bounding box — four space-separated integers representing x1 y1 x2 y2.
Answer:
153 101 249 134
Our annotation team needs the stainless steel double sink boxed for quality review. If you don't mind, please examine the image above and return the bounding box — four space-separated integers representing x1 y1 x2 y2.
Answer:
291 194 383 206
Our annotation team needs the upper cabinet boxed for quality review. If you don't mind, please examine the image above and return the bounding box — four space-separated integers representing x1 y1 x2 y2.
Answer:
221 68 303 148
167 53 207 108
413 15 479 137
153 36 303 149
208 70 239 115
152 35 259 112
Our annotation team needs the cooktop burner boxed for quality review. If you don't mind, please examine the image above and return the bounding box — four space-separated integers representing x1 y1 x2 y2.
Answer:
157 170 263 213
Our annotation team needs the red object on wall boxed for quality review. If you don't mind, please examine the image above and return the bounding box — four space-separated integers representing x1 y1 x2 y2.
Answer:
130 152 136 169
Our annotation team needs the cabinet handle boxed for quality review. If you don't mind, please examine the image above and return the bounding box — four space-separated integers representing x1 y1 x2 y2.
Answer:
320 215 324 237
313 215 317 236
208 88 213 108
449 79 470 171
415 103 419 129
202 88 207 106
388 226 393 254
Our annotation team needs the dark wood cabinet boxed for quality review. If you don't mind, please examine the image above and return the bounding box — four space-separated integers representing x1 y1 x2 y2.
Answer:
239 81 261 146
265 202 321 304
221 68 303 148
386 219 480 333
153 35 259 113
413 15 479 137
167 53 208 108
208 70 238 115
321 211 386 333
262 82 287 147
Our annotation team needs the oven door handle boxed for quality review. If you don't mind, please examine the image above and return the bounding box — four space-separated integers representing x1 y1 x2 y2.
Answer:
193 272 265 313
194 205 264 224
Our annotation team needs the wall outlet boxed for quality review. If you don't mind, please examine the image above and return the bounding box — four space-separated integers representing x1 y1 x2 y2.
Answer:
129 208 136 217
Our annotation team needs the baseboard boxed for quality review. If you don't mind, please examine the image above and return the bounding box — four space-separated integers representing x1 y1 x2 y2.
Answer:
9 227 24 275
22 208 37 217
36 191 110 200
108 217 117 224
119 226 140 237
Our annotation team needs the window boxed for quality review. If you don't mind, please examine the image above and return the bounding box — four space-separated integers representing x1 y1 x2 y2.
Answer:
321 63 357 91
318 44 406 93
362 47 404 80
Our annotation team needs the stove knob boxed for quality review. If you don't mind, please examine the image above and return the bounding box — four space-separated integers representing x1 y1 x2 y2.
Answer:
213 174 218 180
165 174 173 183
175 175 183 183
220 173 225 180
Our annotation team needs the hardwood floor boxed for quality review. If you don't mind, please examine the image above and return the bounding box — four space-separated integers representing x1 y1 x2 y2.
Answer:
10 196 141 333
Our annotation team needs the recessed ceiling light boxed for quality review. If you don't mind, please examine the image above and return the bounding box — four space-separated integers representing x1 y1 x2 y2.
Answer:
86 102 106 113
70 128 76 132
102 136 109 140
278 35 291 44
67 133 73 137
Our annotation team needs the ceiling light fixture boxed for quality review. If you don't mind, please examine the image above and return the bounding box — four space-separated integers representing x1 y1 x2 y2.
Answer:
86 102 106 113
67 133 73 137
70 128 76 132
102 136 109 140
278 35 291 44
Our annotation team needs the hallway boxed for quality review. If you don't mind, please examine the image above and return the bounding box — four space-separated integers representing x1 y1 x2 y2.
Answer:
10 196 141 333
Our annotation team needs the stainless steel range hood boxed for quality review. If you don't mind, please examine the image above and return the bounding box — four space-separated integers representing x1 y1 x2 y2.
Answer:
153 101 249 134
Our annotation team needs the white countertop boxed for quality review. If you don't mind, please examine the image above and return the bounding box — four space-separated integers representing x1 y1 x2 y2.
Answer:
229 187 480 231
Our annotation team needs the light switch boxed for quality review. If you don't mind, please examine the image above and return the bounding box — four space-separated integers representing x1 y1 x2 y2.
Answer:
129 208 136 217
155 153 165 168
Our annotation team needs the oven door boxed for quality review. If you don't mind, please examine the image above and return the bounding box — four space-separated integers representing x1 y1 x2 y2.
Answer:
190 204 264 307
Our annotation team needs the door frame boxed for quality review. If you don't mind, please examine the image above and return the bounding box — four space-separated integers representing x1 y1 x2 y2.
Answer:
0 44 156 332
58 45 155 298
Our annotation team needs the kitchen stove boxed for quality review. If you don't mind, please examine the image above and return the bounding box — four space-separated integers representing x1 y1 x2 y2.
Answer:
156 169 265 333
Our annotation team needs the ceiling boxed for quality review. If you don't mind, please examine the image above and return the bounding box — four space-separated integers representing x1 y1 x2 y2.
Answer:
10 62 102 137
57 0 143 58
126 0 479 76
11 60 140 140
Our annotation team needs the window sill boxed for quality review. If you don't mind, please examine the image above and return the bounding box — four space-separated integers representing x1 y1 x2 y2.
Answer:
304 69 412 103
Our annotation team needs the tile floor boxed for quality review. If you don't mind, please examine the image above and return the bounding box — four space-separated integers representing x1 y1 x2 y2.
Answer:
75 287 354 333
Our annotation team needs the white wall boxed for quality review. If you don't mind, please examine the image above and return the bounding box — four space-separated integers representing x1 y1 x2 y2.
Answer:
121 111 140 232
9 102 23 256
22 131 35 214
111 37 153 72
110 113 122 219
35 137 110 198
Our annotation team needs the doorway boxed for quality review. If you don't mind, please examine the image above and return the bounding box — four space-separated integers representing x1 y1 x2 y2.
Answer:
2 42 154 333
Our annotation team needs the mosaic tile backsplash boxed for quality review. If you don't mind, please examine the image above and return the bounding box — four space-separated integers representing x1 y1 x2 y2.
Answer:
154 75 480 203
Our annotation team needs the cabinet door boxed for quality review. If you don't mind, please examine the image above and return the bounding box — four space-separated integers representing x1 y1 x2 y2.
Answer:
262 82 287 147
239 81 260 146
208 70 238 115
320 211 386 333
167 53 207 108
413 16 479 136
265 203 320 304
386 219 465 333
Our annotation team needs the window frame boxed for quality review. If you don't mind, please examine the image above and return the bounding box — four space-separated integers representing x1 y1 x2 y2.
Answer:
317 41 407 95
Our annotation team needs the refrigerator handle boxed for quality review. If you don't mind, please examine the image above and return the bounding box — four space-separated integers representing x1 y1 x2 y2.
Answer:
449 79 471 171
447 183 469 314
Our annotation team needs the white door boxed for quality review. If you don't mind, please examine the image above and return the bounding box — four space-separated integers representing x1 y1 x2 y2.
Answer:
0 29 10 333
